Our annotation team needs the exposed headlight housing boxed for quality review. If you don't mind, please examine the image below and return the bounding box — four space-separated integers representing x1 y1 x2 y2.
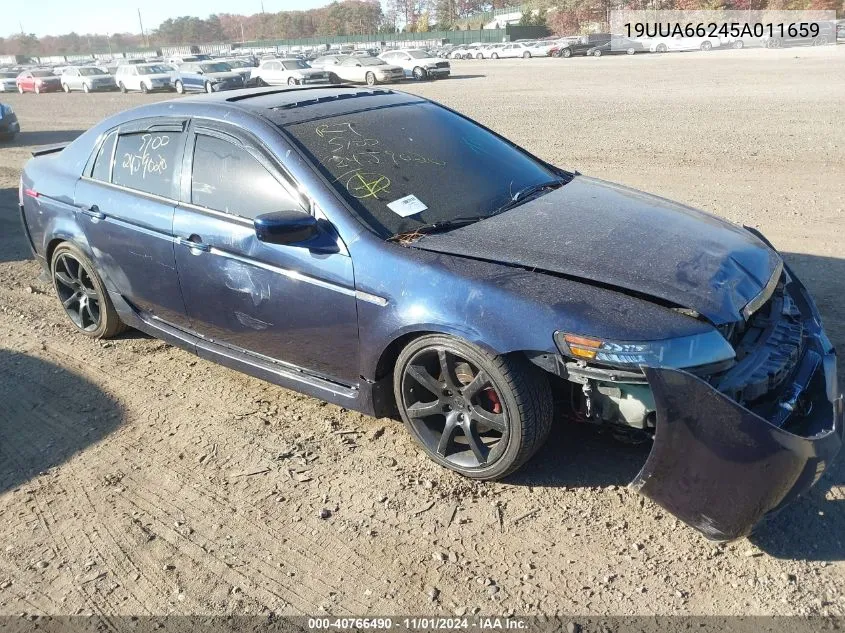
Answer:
554 330 735 369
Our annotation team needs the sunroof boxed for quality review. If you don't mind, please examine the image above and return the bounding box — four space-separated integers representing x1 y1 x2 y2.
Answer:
270 89 394 111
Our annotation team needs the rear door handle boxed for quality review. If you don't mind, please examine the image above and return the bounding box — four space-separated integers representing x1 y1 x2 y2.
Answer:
81 205 105 220
177 235 210 252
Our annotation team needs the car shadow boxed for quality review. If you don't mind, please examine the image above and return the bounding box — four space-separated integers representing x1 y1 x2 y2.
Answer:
9 130 85 147
442 74 485 80
507 252 845 560
0 187 33 264
0 349 124 494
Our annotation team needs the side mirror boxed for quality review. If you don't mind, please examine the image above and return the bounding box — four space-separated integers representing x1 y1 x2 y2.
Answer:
196 69 204 74
254 210 319 246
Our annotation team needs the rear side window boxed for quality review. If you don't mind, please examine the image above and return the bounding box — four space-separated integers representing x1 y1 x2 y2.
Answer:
190 134 300 219
113 131 183 198
90 131 117 182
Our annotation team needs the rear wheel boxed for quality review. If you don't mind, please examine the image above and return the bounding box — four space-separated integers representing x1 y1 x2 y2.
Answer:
51 243 126 339
491 52 499 59
18 85 24 94
522 51 531 58
814 35 829 46
204 81 213 93
701 40 713 51
83 83 90 93
412 66 425 80
593 48 603 57
34 84 41 94
140 82 148 94
175 80 184 94
62 83 70 93
656 44 668 53
119 81 127 93
394 334 553 480
626 47 636 55
476 53 483 59
365 71 376 86
287 77 297 86
733 39 744 49
562 48 572 58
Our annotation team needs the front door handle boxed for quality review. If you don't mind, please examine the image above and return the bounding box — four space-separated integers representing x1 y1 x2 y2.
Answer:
177 235 210 252
81 204 105 220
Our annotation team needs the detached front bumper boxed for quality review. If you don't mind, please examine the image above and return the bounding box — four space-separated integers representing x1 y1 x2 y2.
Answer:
631 267 842 541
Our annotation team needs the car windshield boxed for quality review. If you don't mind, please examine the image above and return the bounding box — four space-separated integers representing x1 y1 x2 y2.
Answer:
200 62 231 73
282 103 560 239
78 67 103 76
226 60 248 68
32 70 54 77
406 50 430 59
138 65 170 75
282 60 310 70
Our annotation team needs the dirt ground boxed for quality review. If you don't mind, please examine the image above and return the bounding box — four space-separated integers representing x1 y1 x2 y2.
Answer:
0 46 844 617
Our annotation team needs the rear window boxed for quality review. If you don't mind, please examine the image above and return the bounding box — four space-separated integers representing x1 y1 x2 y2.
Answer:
113 131 183 198
90 131 117 182
282 103 556 238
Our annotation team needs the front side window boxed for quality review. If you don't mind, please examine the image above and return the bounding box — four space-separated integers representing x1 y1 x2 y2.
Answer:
190 134 300 220
282 103 558 239
282 60 310 70
113 130 183 198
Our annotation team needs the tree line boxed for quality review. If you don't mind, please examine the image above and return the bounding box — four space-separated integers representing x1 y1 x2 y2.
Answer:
1 0 841 56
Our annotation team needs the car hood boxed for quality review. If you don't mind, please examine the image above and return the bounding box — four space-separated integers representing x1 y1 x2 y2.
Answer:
375 64 404 72
206 71 242 80
297 68 327 76
411 175 781 325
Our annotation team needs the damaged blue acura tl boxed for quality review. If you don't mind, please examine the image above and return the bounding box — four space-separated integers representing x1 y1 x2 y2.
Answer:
19 86 842 541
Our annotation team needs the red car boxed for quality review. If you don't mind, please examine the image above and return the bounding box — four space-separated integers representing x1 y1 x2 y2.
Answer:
16 69 62 94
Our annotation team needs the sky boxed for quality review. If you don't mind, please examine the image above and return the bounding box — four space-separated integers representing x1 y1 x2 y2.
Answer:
8 0 342 38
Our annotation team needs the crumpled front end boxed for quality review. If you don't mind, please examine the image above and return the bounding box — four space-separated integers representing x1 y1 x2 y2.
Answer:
631 267 842 541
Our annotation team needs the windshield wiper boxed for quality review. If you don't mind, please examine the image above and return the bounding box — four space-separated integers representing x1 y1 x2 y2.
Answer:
388 216 487 242
493 180 566 216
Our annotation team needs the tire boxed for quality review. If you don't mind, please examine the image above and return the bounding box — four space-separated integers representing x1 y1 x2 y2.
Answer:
35 84 40 94
119 81 127 93
656 44 668 53
491 52 499 59
365 71 376 86
394 334 553 480
51 242 127 339
62 83 70 93
551 50 560 58
175 80 184 94
562 48 572 58
476 53 483 59
256 77 267 87
626 47 636 55
328 72 340 85
412 66 425 81
287 77 297 86
522 51 531 59
701 41 712 51
140 82 148 94
593 49 603 57
733 40 744 49
83 83 90 93
204 81 213 93
814 35 829 46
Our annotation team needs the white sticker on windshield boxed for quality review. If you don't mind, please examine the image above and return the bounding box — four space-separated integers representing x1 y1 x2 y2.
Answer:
387 194 428 217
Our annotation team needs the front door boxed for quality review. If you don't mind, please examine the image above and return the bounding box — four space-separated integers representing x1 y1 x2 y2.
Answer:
172 122 359 384
74 118 191 328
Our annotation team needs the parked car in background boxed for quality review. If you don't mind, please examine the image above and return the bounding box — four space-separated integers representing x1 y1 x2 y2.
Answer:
587 37 647 56
0 71 18 92
309 54 351 70
447 46 469 59
763 21 836 48
488 42 537 59
61 66 116 93
115 63 174 93
329 56 404 85
551 34 611 58
0 102 19 140
172 61 244 94
250 58 329 87
649 35 721 52
16 69 62 94
379 49 451 80
217 58 256 83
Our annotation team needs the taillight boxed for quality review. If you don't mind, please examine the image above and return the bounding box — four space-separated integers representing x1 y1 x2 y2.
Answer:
24 188 39 199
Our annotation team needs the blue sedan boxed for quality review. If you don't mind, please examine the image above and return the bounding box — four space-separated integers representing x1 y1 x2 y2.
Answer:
19 87 842 541
171 61 245 94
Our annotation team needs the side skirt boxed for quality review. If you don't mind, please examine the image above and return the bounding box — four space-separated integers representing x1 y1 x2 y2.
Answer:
109 291 365 412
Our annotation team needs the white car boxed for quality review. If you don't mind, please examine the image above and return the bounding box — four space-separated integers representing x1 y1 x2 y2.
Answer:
528 41 562 57
329 57 404 85
249 58 329 87
309 54 351 70
649 35 721 52
379 49 451 80
61 66 116 93
0 71 18 92
488 42 537 59
115 63 174 93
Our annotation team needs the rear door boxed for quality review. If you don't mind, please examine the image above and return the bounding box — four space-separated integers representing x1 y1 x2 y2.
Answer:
74 118 191 327
172 120 359 383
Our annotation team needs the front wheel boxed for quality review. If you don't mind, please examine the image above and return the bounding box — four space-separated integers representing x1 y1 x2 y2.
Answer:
733 39 744 49
83 83 90 93
287 77 297 86
119 81 127 93
394 334 553 480
476 53 483 59
656 44 668 53
51 243 126 339
175 80 184 94
365 71 376 86
701 41 713 51
626 47 636 55
62 83 70 93
204 81 213 93
412 66 425 80
522 51 531 59
34 84 41 94
593 49 603 57
562 48 572 58
491 52 499 59
140 82 148 94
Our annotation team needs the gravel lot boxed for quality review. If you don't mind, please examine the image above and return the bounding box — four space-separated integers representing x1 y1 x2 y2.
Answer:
0 46 844 617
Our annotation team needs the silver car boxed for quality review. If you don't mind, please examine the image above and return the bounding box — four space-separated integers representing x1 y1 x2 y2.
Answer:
330 56 404 85
61 66 116 93
0 71 18 92
249 58 329 87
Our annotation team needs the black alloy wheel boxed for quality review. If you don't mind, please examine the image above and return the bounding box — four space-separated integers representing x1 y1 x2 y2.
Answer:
394 335 553 479
51 243 126 338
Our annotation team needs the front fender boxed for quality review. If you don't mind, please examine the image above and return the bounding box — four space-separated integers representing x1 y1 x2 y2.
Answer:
632 365 843 541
